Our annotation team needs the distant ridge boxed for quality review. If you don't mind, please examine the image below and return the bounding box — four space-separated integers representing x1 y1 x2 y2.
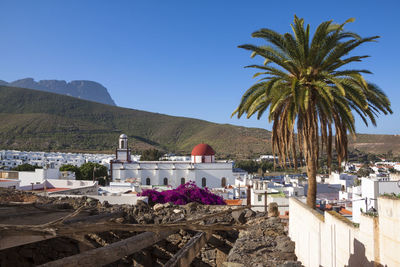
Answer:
1 78 116 106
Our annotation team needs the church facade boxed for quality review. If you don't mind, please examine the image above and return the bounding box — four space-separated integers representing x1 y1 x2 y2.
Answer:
110 135 237 189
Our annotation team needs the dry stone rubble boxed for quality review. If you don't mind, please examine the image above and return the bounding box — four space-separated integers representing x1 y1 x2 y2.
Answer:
0 188 301 266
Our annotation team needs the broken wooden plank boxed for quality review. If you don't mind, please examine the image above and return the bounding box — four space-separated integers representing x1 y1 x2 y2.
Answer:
0 206 245 251
0 234 56 250
38 230 175 267
0 212 125 250
0 222 245 239
63 211 124 225
164 232 211 267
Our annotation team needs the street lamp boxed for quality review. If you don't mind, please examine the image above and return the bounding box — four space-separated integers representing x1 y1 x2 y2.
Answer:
92 166 97 182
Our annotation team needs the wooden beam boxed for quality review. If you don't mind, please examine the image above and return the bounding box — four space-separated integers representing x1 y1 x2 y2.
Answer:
164 232 211 267
63 211 124 225
0 222 245 239
0 234 55 250
38 230 175 267
0 212 124 250
1 207 245 251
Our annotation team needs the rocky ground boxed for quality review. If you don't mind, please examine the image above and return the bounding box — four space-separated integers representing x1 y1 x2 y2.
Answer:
0 188 302 266
226 216 302 267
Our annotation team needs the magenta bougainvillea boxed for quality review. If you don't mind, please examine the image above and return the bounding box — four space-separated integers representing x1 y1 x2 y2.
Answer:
139 181 225 205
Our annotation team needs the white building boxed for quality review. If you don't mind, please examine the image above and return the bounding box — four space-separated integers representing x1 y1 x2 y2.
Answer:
19 179 98 195
352 177 400 223
18 168 75 187
250 179 292 213
110 134 237 189
0 149 117 170
327 172 357 190
0 179 20 189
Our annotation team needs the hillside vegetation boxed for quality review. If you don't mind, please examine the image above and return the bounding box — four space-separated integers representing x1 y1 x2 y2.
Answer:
0 85 397 157
0 86 271 157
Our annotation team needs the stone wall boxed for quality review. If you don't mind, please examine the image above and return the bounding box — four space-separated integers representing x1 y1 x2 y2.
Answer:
289 196 400 267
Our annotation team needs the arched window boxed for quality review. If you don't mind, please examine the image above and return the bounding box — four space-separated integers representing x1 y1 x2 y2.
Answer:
181 177 186 185
221 177 226 187
146 177 150 185
120 140 125 149
163 177 168 185
201 177 206 188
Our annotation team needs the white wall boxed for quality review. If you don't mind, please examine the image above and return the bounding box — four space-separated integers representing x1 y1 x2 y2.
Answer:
378 197 400 266
0 180 20 189
353 178 400 223
111 162 235 189
289 197 400 267
18 169 46 186
18 168 64 186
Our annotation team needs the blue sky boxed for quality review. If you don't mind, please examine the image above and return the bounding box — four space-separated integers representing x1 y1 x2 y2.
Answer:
0 0 399 134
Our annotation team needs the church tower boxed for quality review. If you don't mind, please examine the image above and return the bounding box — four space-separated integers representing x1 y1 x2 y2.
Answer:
116 134 131 162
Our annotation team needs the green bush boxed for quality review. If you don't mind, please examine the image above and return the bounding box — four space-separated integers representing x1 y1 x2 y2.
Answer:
79 162 108 182
12 163 42 171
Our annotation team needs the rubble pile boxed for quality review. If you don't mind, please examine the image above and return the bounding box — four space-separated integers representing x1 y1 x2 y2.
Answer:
0 189 40 203
226 216 302 267
0 188 301 266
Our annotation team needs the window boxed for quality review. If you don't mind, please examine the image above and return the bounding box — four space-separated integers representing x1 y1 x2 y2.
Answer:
221 177 226 187
163 177 168 185
295 192 298 196
181 178 185 185
201 177 206 187
258 195 262 202
146 178 151 185
120 140 125 148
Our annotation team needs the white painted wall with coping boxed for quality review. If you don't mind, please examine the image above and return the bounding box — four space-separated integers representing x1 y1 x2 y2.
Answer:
289 196 400 267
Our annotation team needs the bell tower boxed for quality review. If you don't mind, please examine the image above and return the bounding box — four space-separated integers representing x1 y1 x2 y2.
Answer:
116 134 131 162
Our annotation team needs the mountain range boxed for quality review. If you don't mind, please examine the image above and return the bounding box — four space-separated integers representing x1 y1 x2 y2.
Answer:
0 85 398 157
0 78 116 106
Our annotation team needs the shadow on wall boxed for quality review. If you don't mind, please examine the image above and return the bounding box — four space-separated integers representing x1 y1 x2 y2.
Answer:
346 239 386 267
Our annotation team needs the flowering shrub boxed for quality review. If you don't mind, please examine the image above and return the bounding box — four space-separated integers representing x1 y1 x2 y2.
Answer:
139 181 225 205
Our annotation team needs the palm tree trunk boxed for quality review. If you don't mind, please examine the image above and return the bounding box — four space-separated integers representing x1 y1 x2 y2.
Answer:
305 103 318 209
306 154 317 208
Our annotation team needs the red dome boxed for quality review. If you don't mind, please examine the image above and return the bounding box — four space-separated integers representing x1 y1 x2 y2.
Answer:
191 143 215 156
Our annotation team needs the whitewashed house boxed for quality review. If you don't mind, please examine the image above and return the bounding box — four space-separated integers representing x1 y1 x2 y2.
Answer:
352 177 400 223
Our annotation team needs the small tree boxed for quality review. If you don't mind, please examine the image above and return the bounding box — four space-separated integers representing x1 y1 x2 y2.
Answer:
141 149 164 161
357 166 372 177
12 163 41 171
234 160 259 173
60 164 82 180
79 162 108 181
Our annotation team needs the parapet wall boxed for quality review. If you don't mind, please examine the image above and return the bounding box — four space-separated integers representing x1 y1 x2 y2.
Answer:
378 197 400 266
289 197 400 267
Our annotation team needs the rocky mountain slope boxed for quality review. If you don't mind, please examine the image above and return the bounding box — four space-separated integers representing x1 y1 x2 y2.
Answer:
0 78 116 106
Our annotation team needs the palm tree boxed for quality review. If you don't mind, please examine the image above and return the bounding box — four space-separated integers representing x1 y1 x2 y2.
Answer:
233 16 392 208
